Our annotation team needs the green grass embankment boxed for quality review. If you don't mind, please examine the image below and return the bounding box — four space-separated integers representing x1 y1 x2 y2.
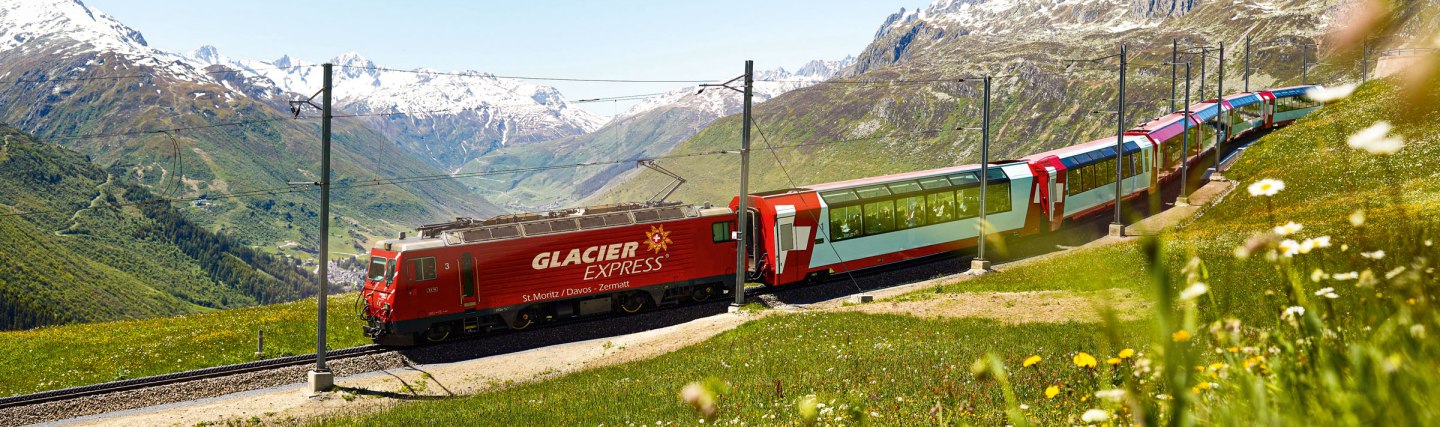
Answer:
332 80 1439 426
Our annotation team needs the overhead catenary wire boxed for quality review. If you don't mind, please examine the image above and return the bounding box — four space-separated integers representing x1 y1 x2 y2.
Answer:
334 65 718 84
0 64 319 85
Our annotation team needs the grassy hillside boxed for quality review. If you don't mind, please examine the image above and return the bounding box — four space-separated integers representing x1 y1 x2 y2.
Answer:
0 49 499 265
0 294 366 397
0 125 314 330
461 104 714 210
330 79 1440 425
596 1 1354 205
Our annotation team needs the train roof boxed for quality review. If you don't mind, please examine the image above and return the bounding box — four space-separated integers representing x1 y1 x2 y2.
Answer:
1023 134 1148 163
376 202 733 251
1268 85 1316 98
800 160 1029 193
1130 112 1192 141
1224 92 1263 108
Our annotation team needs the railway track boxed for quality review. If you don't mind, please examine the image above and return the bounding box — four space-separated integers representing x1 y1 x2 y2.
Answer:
0 344 390 410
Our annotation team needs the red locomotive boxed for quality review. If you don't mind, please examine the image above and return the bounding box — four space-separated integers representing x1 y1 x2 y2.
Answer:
361 84 1323 345
361 202 736 345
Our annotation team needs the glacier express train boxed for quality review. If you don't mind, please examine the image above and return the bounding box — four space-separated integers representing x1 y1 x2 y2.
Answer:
360 84 1322 344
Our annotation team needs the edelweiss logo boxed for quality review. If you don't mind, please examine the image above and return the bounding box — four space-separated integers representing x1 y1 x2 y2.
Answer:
644 225 672 253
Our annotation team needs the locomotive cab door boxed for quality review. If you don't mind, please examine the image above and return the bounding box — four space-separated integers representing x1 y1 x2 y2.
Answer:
744 208 765 279
459 253 477 309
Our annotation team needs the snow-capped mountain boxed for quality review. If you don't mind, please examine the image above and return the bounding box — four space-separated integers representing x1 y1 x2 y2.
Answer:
464 57 854 210
616 57 855 122
186 46 605 171
0 0 214 83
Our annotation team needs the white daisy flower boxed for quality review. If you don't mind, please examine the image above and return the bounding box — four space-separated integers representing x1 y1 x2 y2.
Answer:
1282 306 1306 320
1314 287 1338 299
1347 121 1405 155
1333 271 1359 280
1305 84 1356 102
1361 250 1386 259
1273 221 1303 236
1179 283 1209 301
1279 239 1301 257
1248 179 1285 197
1081 409 1111 423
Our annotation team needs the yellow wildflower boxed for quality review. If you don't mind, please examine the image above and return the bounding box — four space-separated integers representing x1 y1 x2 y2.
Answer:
1023 355 1042 367
1106 357 1122 366
1045 385 1060 399
1117 348 1135 359
1073 352 1098 368
1172 330 1192 342
1227 347 1239 353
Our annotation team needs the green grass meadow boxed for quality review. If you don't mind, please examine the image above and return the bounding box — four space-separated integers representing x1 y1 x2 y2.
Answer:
323 80 1440 426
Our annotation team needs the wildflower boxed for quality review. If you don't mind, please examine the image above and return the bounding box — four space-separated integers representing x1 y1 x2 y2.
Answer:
1095 389 1126 402
1045 385 1061 399
797 395 819 423
1023 355 1042 367
1346 121 1405 155
1073 352 1098 368
1426 239 1433 247
1349 209 1366 227
1313 236 1332 248
1411 324 1426 339
1273 221 1303 236
1314 287 1339 299
1081 409 1111 423
1306 83 1357 102
1117 348 1135 359
1248 179 1285 197
1310 269 1328 282
1172 330 1192 342
1179 283 1208 301
1106 357 1122 366
1279 239 1301 257
1333 271 1359 280
1361 250 1385 259
1385 266 1407 280
1282 306 1306 321
1018 404 1029 410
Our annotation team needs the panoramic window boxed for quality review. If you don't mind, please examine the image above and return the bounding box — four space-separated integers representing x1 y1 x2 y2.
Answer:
987 182 1011 214
829 204 864 241
895 195 927 229
926 191 956 224
958 187 981 219
863 200 895 235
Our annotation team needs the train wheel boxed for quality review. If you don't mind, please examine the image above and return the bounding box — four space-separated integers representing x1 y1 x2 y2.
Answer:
510 309 538 330
690 285 715 302
423 323 452 342
619 292 647 313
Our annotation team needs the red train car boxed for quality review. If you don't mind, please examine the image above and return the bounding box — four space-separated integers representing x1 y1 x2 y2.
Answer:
361 202 737 345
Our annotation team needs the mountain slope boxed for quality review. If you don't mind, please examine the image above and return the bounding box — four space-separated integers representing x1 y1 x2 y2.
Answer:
0 0 498 261
599 0 1357 204
189 48 605 172
0 124 314 330
460 59 854 210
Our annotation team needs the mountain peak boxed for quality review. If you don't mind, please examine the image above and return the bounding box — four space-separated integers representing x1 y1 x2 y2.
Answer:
0 0 149 54
331 51 375 68
188 45 226 66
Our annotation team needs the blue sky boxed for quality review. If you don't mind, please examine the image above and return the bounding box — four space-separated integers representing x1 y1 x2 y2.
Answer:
85 0 919 117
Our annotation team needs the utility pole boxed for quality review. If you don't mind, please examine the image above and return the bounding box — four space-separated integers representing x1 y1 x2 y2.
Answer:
1244 35 1251 92
1199 49 1207 103
1178 62 1192 206
1109 44 1127 238
307 63 334 394
731 60 753 308
1171 40 1178 112
965 76 994 274
1362 40 1369 83
1215 42 1226 177
1301 44 1309 85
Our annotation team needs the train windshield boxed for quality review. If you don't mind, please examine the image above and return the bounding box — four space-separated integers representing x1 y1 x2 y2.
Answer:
368 256 389 282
